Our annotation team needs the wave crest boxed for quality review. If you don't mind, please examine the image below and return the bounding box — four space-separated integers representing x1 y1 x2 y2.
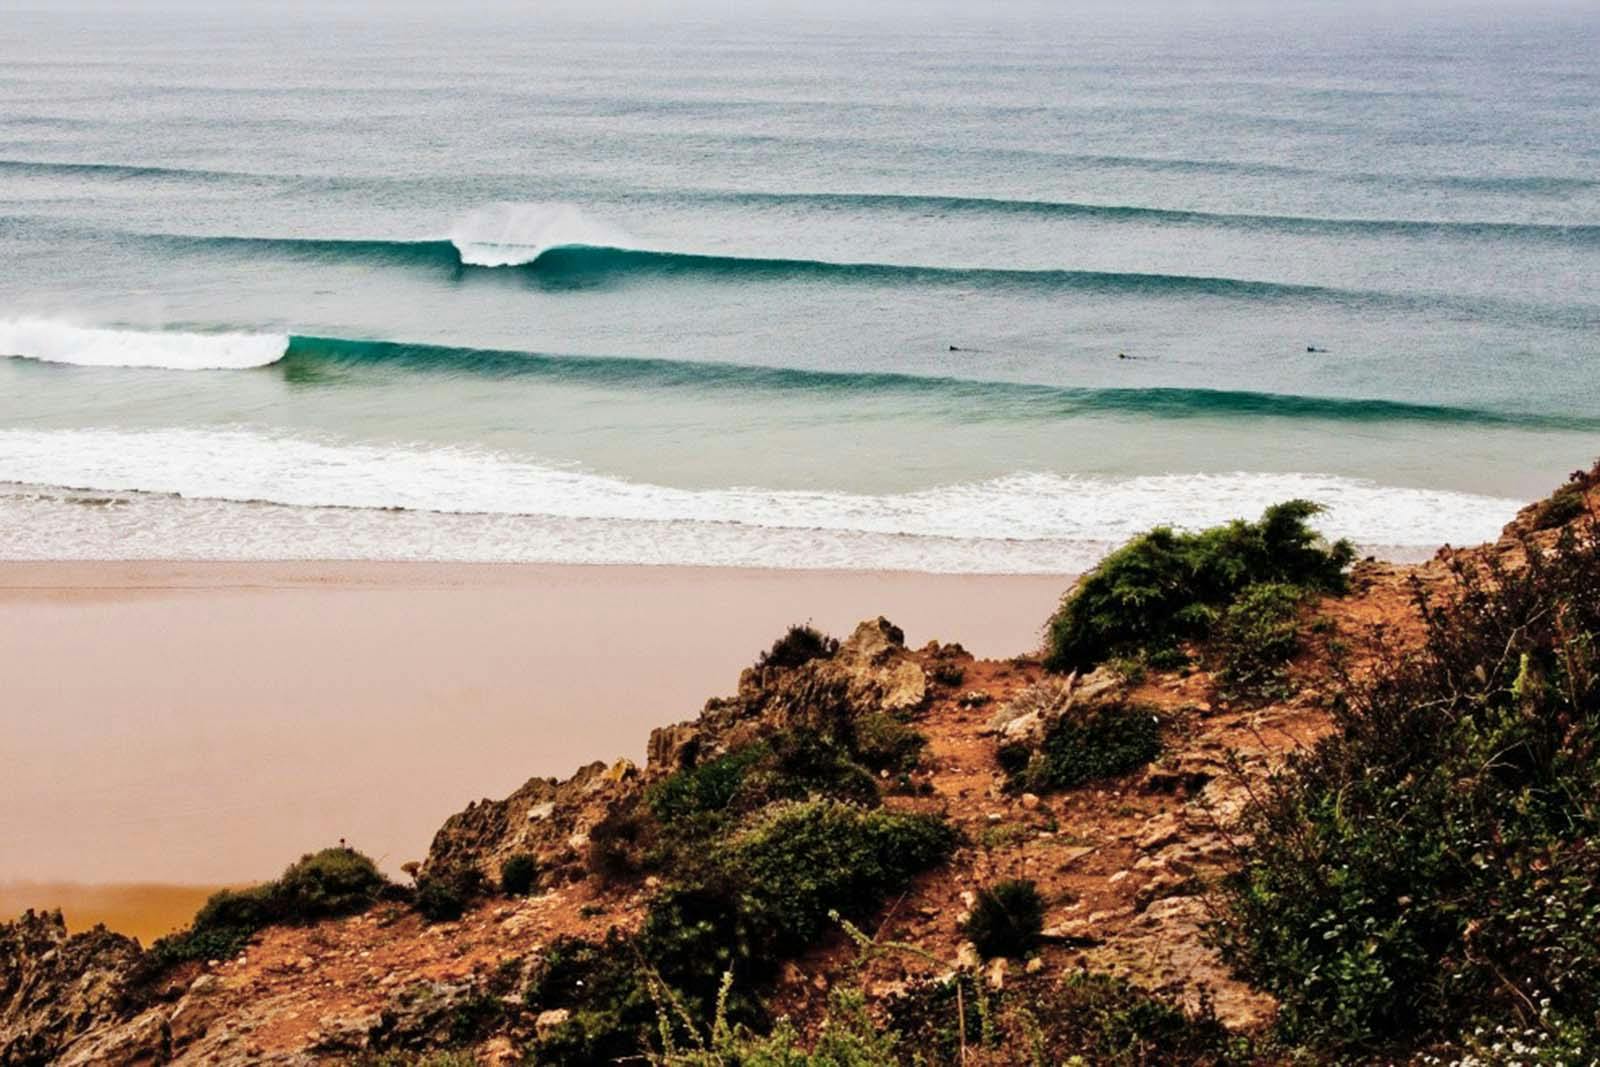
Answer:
447 202 637 267
0 319 288 370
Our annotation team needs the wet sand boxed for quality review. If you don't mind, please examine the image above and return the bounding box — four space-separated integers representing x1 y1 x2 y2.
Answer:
1 561 1069 895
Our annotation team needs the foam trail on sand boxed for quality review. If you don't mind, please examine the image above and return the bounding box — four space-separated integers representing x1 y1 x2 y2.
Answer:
0 320 288 370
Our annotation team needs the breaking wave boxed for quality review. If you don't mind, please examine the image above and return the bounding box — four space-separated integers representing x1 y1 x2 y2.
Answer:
0 427 1526 572
0 319 288 370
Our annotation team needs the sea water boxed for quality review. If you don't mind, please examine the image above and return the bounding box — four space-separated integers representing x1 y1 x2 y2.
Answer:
1 1 1597 572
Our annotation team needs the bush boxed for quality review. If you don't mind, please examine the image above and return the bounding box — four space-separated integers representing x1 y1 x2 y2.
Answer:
274 847 388 919
1004 703 1162 793
637 800 959 1024
755 623 839 671
647 744 770 828
888 971 1245 1066
851 713 927 774
528 803 959 1065
1044 500 1352 672
729 800 958 957
1213 582 1304 702
414 864 485 922
962 879 1045 960
1530 479 1589 530
1215 524 1600 1053
147 846 387 969
650 988 899 1066
499 853 538 897
586 808 656 885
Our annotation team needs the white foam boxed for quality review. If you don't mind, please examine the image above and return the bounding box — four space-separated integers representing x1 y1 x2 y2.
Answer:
448 202 635 267
0 319 288 370
0 427 1524 572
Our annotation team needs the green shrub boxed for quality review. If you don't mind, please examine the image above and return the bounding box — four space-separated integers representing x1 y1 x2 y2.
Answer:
729 800 958 957
274 847 388 919
649 987 899 1066
528 804 958 1066
1004 703 1162 793
647 744 770 828
1215 525 1600 1053
852 713 927 773
888 971 1244 1066
1044 500 1352 672
1530 479 1589 530
414 864 485 922
962 879 1045 960
587 808 656 884
1213 582 1304 702
147 846 387 969
755 623 839 671
499 853 538 897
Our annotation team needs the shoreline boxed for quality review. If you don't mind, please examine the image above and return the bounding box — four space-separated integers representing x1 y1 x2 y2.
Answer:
1 559 1071 897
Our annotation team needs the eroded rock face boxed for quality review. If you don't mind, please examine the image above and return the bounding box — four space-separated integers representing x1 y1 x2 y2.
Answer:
424 760 631 884
0 909 153 1066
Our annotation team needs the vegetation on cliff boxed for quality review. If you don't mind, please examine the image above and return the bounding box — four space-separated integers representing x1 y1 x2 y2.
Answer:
1216 516 1600 1058
147 847 389 970
1043 499 1353 673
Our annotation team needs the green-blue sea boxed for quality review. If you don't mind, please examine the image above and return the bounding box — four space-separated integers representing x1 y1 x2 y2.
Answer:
2 0 1597 571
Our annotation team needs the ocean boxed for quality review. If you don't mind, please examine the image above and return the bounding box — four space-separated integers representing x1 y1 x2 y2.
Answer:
2 1 1597 573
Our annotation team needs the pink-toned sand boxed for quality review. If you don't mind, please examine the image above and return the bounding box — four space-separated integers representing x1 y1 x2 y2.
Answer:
0 561 1069 888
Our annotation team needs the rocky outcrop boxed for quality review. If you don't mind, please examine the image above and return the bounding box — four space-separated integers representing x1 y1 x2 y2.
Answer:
424 758 638 884
0 909 154 1066
425 617 931 883
984 666 1126 744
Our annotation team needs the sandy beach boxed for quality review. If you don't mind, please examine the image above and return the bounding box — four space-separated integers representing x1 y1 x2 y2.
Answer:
1 560 1069 913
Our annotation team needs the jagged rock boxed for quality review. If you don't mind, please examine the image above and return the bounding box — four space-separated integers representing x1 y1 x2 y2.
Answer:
646 722 702 775
425 761 626 881
168 971 232 1050
368 980 488 1051
0 909 148 1066
310 1008 382 1053
836 616 906 667
1137 812 1184 851
54 1009 170 1067
534 1007 570 1038
835 617 927 713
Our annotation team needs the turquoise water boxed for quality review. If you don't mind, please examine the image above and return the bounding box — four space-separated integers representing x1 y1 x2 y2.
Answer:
1 2 1597 570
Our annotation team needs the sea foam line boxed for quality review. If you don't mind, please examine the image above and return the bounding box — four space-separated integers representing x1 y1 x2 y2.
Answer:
0 427 1524 551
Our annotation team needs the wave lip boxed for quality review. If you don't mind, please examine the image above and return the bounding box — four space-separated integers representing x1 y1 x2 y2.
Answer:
0 320 288 371
447 202 636 268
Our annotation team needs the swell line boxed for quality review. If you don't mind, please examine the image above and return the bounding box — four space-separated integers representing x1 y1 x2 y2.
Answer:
693 190 1600 244
138 232 1594 326
279 335 1600 430
134 231 1413 306
4 152 1596 197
